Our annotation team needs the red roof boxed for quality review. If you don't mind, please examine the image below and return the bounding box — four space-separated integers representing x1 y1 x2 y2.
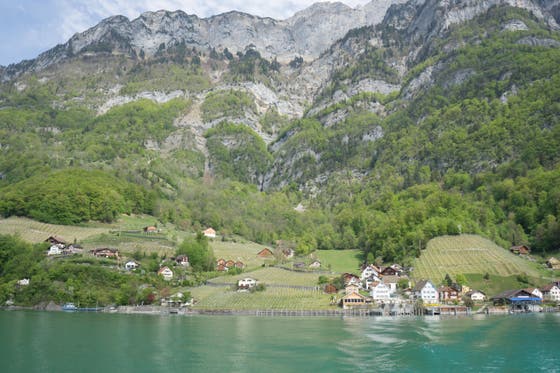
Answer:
257 248 274 258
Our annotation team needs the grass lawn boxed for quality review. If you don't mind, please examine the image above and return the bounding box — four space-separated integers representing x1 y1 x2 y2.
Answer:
315 249 362 274
412 234 542 282
465 273 549 296
210 240 273 270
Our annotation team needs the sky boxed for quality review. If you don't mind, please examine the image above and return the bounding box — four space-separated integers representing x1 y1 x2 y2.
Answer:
0 0 371 66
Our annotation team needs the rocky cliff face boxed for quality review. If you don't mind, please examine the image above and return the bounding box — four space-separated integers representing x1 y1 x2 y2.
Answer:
1 0 559 191
1 0 408 81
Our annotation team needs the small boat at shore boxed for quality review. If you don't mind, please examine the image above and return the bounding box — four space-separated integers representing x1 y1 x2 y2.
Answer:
62 303 78 311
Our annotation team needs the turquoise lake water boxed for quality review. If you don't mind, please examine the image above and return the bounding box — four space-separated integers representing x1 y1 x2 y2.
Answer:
1 311 559 372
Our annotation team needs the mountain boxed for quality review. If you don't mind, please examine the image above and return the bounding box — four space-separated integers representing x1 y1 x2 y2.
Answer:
1 1 408 82
1 0 559 262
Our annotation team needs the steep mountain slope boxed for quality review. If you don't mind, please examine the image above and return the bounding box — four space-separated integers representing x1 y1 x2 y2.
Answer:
1 0 559 262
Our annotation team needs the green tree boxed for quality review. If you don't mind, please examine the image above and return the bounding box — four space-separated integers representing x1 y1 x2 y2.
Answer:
177 233 215 272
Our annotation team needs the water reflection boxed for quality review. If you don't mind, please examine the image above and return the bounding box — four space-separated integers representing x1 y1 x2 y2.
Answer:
1 312 559 372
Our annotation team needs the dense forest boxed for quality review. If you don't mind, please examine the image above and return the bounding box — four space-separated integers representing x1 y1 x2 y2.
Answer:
0 5 559 263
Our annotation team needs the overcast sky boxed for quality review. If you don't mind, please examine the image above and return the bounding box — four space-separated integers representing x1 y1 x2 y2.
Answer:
0 0 371 66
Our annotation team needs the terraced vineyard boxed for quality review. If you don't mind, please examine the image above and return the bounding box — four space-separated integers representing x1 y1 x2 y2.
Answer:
412 235 541 281
0 217 110 243
190 285 332 310
209 267 323 287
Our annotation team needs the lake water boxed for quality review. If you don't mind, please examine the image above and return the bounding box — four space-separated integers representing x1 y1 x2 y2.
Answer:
1 311 559 372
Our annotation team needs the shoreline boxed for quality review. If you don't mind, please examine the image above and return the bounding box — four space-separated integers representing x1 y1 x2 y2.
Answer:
3 304 558 317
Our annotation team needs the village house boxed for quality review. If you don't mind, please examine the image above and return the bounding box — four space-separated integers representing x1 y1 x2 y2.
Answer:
235 261 245 269
510 245 531 256
216 264 228 272
380 264 404 277
216 258 226 267
382 276 401 294
90 248 119 259
345 284 361 296
540 284 560 302
491 289 541 311
370 282 391 301
524 287 543 299
413 280 439 304
257 248 274 258
174 255 190 266
143 226 158 234
237 277 257 290
465 290 486 303
157 266 173 281
364 275 381 290
202 227 216 238
360 264 381 280
546 257 560 270
343 273 362 288
125 261 139 271
47 245 63 256
282 248 295 259
45 236 66 246
438 286 460 303
324 284 337 294
225 260 235 269
341 292 370 309
309 260 321 269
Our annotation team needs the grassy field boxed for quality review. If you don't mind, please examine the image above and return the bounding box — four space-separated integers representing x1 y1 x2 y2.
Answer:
465 273 549 296
412 234 542 282
210 240 273 270
314 249 362 274
209 267 324 287
79 233 177 256
0 217 110 243
190 285 333 310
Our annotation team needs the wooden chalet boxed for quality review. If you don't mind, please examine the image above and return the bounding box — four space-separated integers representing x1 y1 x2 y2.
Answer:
510 245 531 256
90 248 119 259
341 292 371 309
45 236 66 246
224 260 235 268
380 265 401 277
216 258 226 266
324 284 338 294
438 286 460 303
491 289 541 309
343 273 361 286
143 226 158 234
257 248 274 258
203 228 216 238
234 261 245 269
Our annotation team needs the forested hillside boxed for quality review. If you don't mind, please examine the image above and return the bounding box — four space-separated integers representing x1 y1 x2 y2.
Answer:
1 3 559 263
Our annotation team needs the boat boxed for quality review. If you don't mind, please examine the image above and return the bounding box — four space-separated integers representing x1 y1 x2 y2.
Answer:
62 303 78 311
